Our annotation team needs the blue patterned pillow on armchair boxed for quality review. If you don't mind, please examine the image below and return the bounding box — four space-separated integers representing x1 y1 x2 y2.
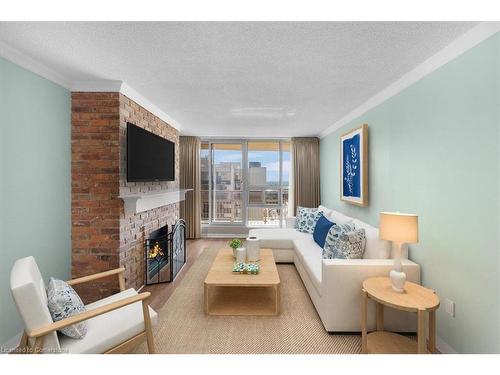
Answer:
46 277 87 339
295 206 323 233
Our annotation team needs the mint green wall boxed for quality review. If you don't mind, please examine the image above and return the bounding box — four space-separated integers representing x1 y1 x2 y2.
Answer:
0 58 71 344
320 35 500 353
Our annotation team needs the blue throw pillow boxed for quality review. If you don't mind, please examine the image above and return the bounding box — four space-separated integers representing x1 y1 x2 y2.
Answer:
313 214 335 248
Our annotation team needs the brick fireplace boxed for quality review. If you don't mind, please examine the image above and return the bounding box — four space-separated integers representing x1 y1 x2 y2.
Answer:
71 92 179 303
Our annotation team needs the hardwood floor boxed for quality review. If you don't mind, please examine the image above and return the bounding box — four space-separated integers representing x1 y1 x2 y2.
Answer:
142 238 228 310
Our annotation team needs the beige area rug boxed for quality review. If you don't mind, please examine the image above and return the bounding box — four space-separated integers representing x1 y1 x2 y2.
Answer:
134 246 362 354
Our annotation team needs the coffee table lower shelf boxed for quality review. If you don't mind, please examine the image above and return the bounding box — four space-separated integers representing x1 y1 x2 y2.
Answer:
204 285 280 316
367 332 429 354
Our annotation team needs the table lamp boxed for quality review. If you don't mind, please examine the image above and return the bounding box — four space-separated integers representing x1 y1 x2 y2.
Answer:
379 212 419 293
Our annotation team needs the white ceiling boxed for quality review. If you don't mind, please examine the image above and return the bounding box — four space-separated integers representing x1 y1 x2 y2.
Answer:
0 22 477 137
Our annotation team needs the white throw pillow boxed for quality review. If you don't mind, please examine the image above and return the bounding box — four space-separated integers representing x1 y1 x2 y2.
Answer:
329 210 354 225
46 277 87 339
318 205 333 217
351 219 391 259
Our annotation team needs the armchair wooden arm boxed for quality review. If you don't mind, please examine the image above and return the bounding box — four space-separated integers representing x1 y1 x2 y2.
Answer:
27 291 151 338
67 267 126 291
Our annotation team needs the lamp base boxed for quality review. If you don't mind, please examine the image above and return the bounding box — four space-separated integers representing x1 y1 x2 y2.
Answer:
390 269 406 293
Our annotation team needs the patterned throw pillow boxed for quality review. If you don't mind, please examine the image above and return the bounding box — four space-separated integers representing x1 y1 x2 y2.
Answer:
295 206 323 233
323 223 366 259
46 277 87 339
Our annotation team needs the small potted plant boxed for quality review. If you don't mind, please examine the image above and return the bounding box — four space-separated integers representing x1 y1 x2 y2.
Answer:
229 238 243 258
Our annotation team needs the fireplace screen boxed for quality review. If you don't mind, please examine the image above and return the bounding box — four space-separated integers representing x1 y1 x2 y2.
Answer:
144 219 186 285
171 219 186 280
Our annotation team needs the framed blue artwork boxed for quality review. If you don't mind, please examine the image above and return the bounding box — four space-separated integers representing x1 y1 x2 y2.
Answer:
340 124 368 206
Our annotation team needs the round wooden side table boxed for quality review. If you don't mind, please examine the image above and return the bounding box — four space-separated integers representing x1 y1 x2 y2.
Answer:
361 277 440 354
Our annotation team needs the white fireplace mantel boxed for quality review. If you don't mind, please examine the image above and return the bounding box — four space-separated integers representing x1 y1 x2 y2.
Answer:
119 189 193 215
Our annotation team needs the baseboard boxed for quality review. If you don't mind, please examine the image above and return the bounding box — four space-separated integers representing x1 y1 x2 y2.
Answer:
1 332 22 354
324 332 456 354
436 335 457 354
203 233 248 239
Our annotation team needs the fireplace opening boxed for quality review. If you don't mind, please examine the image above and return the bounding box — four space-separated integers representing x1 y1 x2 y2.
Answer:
144 219 186 285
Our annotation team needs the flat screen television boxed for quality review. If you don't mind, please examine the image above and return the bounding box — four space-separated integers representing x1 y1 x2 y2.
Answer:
127 122 175 182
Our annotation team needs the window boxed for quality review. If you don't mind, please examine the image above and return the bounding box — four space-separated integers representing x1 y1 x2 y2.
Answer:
281 141 290 220
200 140 290 228
200 143 210 223
247 141 280 186
246 141 289 227
212 143 243 223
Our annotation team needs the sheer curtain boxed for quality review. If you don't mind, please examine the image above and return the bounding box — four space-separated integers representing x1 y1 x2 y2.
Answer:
291 137 320 215
179 136 201 239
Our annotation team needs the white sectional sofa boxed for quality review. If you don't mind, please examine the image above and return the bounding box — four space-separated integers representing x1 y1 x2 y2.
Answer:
249 206 421 333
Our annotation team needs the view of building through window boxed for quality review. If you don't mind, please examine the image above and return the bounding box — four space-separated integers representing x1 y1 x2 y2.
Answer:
212 143 243 222
200 140 290 227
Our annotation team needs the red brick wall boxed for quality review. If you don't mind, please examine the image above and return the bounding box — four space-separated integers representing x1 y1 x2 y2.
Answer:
71 92 121 302
118 94 179 291
71 92 179 302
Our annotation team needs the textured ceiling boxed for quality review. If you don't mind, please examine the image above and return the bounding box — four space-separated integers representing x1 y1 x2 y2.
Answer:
0 22 477 137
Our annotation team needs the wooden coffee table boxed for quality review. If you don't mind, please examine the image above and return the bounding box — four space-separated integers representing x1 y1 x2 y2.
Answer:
204 248 280 316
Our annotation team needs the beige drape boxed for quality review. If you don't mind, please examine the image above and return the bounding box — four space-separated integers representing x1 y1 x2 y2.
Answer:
292 137 320 215
179 136 201 239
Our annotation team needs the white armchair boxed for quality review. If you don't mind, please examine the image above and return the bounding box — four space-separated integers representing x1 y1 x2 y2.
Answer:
10 256 157 354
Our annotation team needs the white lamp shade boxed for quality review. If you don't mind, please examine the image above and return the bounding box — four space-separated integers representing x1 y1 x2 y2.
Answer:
379 212 419 243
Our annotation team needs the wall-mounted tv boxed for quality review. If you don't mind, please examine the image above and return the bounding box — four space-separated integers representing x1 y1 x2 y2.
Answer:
127 122 175 182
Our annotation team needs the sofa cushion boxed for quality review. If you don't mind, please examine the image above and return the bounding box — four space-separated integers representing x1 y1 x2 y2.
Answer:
249 228 310 249
293 237 323 292
295 206 322 233
313 214 334 248
46 277 87 339
59 288 158 354
351 219 391 259
302 254 322 293
293 236 323 262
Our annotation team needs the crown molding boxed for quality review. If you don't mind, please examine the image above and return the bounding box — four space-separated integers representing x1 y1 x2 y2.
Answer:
0 41 72 89
3 22 497 139
71 80 123 92
72 81 182 131
0 40 182 131
319 22 500 138
119 82 183 131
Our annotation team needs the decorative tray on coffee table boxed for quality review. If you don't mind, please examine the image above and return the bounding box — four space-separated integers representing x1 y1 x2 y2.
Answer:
232 262 260 275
